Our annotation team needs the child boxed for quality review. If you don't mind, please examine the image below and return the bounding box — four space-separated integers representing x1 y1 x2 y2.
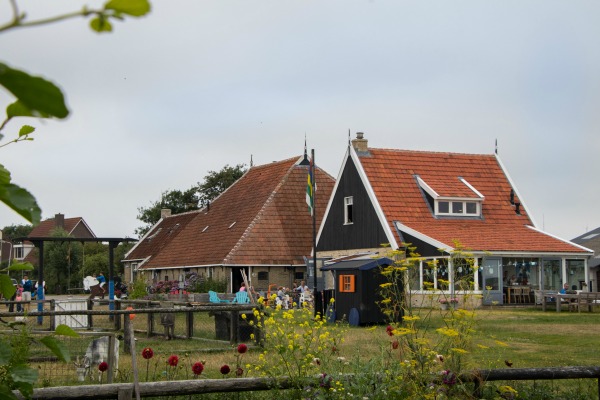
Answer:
15 284 23 312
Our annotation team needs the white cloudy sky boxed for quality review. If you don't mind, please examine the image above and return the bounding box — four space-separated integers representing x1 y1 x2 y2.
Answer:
0 1 598 241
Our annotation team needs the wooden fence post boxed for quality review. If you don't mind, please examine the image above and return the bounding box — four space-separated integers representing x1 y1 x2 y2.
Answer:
123 314 131 355
147 307 154 338
186 310 194 339
87 299 93 329
114 300 121 331
107 335 116 384
230 311 238 344
49 300 55 331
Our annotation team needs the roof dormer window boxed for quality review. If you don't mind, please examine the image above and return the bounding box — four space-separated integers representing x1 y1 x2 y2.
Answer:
436 200 481 216
417 176 484 218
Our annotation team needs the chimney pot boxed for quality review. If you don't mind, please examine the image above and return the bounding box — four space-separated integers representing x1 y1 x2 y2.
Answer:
351 132 369 153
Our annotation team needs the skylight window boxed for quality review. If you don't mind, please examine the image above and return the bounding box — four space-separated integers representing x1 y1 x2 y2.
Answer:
202 226 209 233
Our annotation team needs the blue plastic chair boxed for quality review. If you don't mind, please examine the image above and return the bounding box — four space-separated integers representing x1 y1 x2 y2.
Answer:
233 291 250 303
209 290 230 303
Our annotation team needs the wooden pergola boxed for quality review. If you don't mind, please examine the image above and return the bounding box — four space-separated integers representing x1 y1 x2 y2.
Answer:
12 236 137 324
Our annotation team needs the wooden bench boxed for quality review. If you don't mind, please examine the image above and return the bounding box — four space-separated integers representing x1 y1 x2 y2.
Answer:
574 292 600 313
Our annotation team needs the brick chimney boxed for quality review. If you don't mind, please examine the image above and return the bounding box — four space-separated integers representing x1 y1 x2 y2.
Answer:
161 209 172 219
351 132 369 153
54 213 65 229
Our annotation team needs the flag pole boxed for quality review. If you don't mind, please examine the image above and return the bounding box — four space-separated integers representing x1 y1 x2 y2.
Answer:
311 149 318 315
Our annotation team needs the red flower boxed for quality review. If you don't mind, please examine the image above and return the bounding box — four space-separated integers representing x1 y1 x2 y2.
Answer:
142 347 154 360
236 367 244 377
220 364 231 375
192 362 204 375
98 361 109 372
386 325 394 337
167 355 179 367
237 343 248 354
392 339 399 350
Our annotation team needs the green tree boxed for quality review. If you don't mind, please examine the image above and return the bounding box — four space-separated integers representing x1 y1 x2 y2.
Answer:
135 164 247 237
198 163 247 205
0 223 32 240
135 187 201 237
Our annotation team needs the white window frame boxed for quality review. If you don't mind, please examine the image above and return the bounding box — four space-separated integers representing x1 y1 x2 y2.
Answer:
344 196 354 225
435 199 481 217
13 245 24 260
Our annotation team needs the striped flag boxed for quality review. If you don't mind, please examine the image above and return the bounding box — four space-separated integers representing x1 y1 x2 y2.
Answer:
306 158 314 216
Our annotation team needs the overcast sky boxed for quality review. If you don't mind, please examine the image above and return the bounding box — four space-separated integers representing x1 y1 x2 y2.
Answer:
0 1 598 242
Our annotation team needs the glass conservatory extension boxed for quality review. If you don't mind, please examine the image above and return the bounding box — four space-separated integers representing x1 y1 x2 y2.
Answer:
407 255 590 306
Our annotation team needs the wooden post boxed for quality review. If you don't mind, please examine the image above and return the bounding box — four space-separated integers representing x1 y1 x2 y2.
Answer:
186 310 194 339
123 314 131 355
49 300 56 331
128 315 141 400
147 307 154 338
114 301 121 331
107 335 115 384
230 311 238 344
87 299 93 329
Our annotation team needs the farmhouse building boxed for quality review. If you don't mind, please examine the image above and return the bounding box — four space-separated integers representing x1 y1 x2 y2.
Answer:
317 132 593 307
123 156 335 293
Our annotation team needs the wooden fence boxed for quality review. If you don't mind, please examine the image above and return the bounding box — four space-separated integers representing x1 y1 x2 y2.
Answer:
0 301 258 348
9 366 600 399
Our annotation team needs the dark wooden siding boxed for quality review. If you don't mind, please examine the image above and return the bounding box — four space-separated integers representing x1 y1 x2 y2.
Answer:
400 231 448 258
333 268 393 325
318 156 388 251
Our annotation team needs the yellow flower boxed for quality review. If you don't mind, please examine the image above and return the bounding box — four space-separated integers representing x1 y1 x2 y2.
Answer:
402 315 420 322
450 348 468 354
436 327 459 337
393 327 415 336
379 282 393 288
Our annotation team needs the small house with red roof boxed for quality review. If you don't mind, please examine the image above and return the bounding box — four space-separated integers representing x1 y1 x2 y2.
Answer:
19 213 96 265
317 133 593 309
123 156 335 294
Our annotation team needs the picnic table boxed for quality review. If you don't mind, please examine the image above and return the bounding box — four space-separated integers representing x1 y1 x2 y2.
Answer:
541 291 600 312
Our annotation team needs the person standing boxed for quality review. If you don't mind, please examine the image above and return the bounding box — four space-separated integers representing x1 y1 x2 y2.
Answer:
21 275 33 312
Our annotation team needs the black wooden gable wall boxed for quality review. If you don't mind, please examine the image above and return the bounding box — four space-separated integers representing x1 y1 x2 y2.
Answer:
317 155 389 251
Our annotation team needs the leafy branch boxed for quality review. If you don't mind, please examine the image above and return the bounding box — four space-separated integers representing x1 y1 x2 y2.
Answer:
0 0 150 33
0 0 150 225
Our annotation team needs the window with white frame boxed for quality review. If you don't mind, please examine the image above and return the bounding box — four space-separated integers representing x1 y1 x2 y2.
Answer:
436 200 481 216
344 196 353 224
418 176 484 218
13 246 23 259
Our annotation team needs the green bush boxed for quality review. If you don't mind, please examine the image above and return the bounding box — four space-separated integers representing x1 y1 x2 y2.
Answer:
129 277 149 300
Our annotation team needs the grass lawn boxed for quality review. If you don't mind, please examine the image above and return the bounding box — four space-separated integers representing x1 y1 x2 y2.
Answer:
341 306 600 371
26 305 600 387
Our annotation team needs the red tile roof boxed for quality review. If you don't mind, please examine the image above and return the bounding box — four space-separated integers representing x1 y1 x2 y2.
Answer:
24 215 96 264
132 156 335 269
29 216 92 238
124 211 197 262
359 148 588 254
